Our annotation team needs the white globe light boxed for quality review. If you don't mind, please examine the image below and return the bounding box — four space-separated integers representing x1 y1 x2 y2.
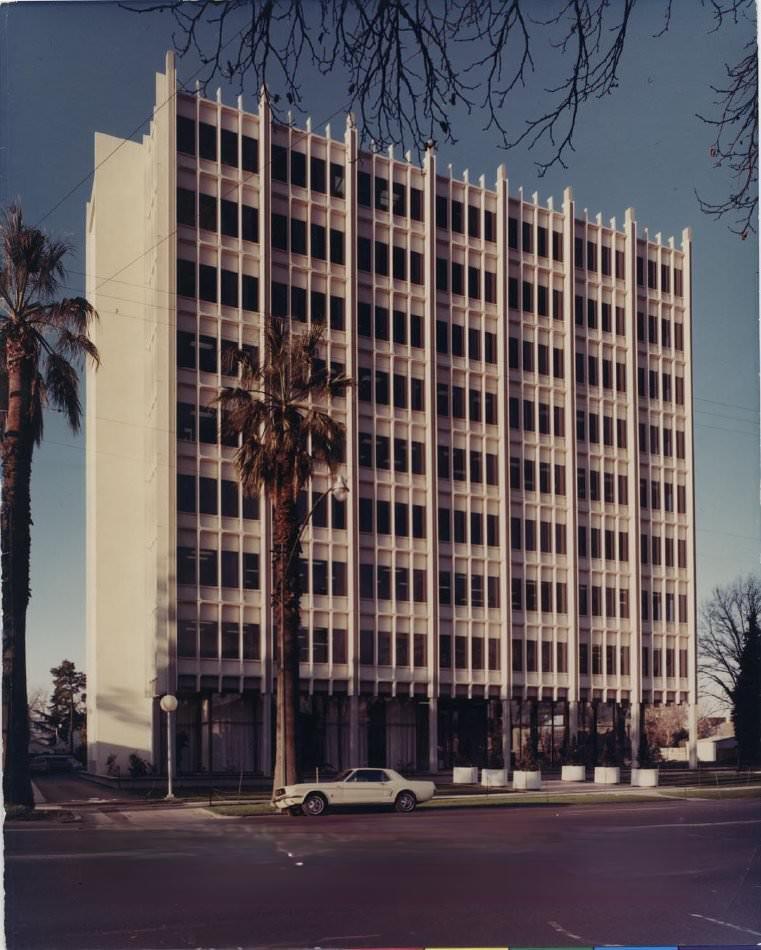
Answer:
160 694 178 713
332 475 349 503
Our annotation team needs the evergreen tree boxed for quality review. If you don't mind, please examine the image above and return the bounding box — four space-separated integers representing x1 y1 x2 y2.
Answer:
733 613 761 766
47 660 86 755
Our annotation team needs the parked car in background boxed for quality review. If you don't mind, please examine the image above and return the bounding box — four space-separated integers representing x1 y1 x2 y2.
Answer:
273 768 436 816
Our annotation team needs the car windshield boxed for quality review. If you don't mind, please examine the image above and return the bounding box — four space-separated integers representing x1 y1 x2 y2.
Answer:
335 769 354 782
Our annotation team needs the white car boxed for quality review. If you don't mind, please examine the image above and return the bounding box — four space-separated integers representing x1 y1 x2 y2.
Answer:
273 767 436 816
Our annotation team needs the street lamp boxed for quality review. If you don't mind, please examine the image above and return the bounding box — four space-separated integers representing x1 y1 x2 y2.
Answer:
160 694 178 800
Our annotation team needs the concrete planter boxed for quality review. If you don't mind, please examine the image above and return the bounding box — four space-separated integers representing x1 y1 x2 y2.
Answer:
453 766 479 784
561 764 586 782
631 768 659 787
481 768 508 787
594 766 621 785
512 770 542 791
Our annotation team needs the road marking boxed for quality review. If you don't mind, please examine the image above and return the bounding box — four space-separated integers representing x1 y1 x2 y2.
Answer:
689 913 761 937
7 849 194 861
603 818 761 831
548 919 586 942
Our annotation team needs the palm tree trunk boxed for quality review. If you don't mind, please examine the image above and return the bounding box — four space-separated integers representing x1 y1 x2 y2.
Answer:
272 490 302 792
1 344 35 808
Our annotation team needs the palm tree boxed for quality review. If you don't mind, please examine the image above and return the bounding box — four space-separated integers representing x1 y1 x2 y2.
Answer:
0 206 99 808
218 318 349 792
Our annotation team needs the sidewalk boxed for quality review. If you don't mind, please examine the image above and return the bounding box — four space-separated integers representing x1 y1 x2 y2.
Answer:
28 773 761 818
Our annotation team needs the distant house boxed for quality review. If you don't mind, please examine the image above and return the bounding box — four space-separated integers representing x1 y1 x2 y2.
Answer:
697 735 737 763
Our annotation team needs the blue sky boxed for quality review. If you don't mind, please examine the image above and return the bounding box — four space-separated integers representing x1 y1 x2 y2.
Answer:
1 1 758 695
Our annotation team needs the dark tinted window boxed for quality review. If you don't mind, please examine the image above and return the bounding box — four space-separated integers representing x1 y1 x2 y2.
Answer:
177 116 195 156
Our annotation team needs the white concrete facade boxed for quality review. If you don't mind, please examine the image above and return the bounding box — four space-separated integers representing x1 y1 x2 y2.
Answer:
86 53 697 777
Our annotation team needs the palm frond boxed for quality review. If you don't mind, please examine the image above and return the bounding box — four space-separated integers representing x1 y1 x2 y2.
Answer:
44 351 82 433
53 327 100 368
43 297 99 340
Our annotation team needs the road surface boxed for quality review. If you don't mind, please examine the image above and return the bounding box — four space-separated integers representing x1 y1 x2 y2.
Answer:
5 795 761 948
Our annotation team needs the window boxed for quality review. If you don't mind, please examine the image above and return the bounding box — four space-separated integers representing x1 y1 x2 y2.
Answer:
468 204 479 237
331 163 345 198
410 188 423 221
392 182 406 216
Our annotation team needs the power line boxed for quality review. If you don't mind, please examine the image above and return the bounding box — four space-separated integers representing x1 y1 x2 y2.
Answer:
694 395 759 415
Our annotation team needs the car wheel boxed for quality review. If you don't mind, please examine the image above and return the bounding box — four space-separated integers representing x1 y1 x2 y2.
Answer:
302 792 327 817
395 790 417 813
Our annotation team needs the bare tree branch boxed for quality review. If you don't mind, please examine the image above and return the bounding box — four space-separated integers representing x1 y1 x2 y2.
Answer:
123 0 757 235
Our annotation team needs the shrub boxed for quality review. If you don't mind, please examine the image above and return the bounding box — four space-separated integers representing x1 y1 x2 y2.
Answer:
515 747 540 771
105 753 120 777
127 753 152 778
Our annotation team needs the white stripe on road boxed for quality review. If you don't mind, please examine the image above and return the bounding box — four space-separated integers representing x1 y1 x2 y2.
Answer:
690 913 761 937
601 818 761 831
7 850 194 861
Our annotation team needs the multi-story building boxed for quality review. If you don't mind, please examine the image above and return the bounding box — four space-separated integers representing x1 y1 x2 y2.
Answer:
85 53 698 778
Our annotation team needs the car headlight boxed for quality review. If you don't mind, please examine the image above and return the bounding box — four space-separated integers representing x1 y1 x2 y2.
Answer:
274 788 286 798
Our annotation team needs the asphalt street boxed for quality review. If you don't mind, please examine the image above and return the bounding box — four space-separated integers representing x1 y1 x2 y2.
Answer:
5 796 761 949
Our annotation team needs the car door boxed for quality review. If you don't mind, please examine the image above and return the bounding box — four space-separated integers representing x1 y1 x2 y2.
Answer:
343 769 385 805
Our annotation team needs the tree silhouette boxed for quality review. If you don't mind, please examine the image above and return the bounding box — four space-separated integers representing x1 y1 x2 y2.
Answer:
127 0 757 234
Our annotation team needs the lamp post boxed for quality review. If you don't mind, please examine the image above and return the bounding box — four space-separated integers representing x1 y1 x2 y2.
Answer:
273 474 349 791
160 694 178 800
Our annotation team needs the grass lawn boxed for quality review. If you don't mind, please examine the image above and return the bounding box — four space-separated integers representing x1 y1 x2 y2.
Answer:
205 783 759 818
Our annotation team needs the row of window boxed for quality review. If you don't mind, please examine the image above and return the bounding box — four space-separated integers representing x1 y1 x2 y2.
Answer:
637 367 686 405
640 479 687 514
357 304 424 348
440 634 502 671
509 219 563 260
271 143 345 197
510 519 569 556
436 384 498 424
270 281 345 329
437 446 499 486
434 195 497 241
272 212 345 264
177 115 258 171
177 618 688 676
295 559 349 597
641 535 688 569
642 589 689 623
637 313 685 350
508 337 565 378
358 564 428 603
509 578 569 615
359 499 426 539
577 468 628 506
574 411 627 449
357 368 425 411
508 279 563 319
177 547 260 589
508 399 567 438
574 353 627 393
435 258 497 302
438 509 499 547
357 171 423 220
177 260 259 311
178 189 259 242
358 432 426 474
177 331 258 376
177 619 261 660
573 238 624 278
635 256 684 296
573 297 626 335
436 320 498 363
358 238 424 283
511 458 567 496
576 526 629 562
177 474 259 519
359 564 500 608
177 403 235 447
637 423 687 459
359 629 433 668
512 638 570 674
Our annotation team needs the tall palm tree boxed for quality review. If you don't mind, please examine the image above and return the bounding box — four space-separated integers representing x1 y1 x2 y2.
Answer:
218 318 349 792
0 205 99 808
